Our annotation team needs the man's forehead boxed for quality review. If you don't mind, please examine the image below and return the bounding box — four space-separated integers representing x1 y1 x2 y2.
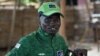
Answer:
47 14 60 18
39 13 60 21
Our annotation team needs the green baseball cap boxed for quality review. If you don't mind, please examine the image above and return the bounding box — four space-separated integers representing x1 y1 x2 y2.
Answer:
38 2 63 17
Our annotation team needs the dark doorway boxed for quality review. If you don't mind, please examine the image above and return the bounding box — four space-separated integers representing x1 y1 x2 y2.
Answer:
66 0 78 6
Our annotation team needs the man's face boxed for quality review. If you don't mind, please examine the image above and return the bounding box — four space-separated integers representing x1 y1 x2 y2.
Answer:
40 13 61 34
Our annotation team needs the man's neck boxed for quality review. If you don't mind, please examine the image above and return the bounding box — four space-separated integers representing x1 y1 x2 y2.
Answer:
49 33 56 37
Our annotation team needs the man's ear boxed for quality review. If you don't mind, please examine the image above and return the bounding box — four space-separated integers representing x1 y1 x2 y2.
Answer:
39 19 41 25
38 16 41 25
38 11 43 17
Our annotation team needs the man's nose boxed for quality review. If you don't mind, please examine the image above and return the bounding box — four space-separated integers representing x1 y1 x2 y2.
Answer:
50 21 55 25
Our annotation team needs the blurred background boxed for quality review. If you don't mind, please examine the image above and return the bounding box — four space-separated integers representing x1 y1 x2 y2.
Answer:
0 0 100 56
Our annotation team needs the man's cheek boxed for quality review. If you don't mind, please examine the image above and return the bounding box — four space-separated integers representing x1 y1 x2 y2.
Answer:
42 24 49 31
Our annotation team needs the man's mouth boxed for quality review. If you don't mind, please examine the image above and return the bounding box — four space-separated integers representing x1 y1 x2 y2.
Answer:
51 28 56 30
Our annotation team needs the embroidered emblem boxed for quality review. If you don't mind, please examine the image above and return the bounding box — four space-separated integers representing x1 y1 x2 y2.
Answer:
57 50 64 56
49 4 56 8
15 43 21 49
38 53 45 56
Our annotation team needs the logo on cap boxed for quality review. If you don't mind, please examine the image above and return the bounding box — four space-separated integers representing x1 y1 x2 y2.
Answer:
49 4 56 8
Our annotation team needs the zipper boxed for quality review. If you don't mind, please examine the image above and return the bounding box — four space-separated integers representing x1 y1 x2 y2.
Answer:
51 37 55 56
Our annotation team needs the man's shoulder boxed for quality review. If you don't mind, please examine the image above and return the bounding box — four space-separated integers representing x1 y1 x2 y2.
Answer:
24 31 37 38
18 31 37 44
55 33 69 47
56 33 68 43
56 33 64 39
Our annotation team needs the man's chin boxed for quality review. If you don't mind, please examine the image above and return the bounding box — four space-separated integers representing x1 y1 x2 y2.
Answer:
48 31 58 34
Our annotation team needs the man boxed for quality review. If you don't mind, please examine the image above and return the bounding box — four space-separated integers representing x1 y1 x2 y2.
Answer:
5 2 69 56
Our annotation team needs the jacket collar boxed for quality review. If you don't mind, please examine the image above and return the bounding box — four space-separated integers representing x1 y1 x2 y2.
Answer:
36 27 54 43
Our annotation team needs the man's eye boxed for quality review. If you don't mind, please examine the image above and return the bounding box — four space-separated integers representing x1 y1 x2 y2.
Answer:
45 20 49 22
45 17 52 21
45 19 51 23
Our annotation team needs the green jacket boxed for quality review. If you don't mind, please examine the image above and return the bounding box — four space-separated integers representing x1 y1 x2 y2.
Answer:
5 28 69 56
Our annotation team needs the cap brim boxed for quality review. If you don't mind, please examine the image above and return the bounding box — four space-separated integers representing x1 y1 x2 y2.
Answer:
43 11 64 17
